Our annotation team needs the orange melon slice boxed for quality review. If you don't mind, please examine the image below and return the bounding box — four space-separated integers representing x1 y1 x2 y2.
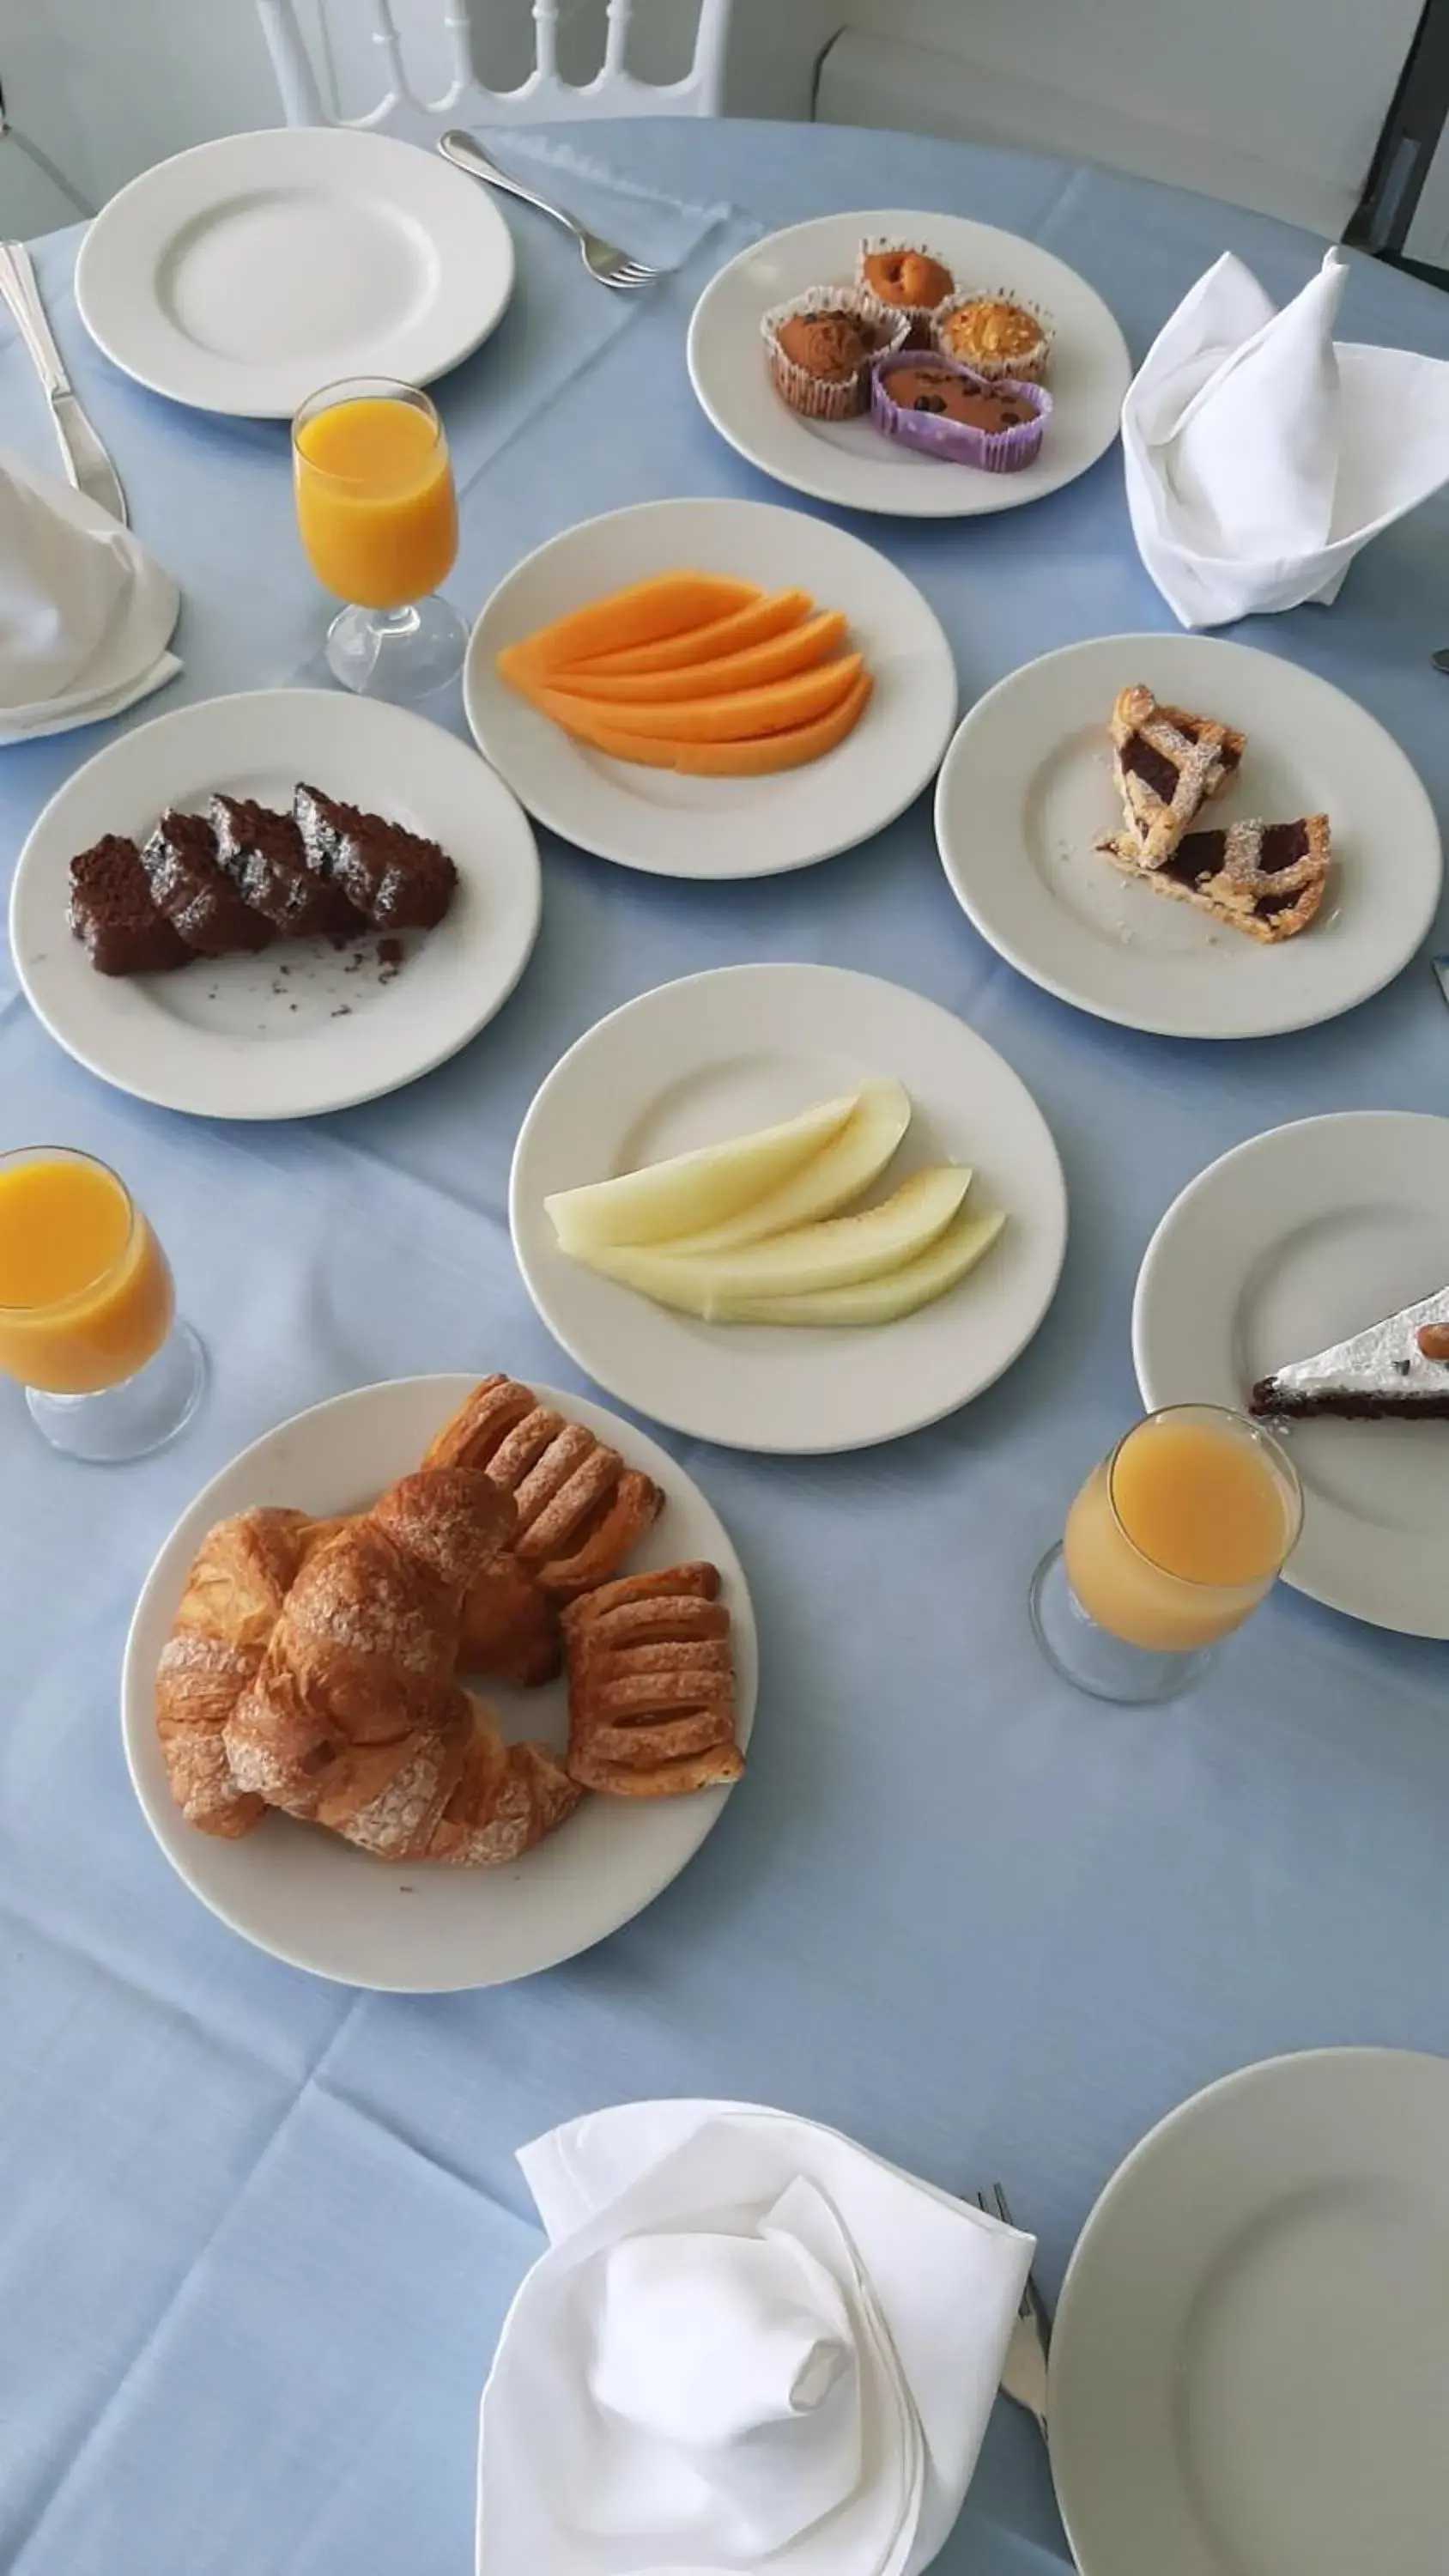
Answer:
566 588 814 680
559 611 849 707
500 572 760 684
540 653 864 746
539 669 873 775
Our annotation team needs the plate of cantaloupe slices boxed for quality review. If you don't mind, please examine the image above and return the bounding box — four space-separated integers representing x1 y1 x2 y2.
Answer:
464 497 956 878
510 963 1068 1453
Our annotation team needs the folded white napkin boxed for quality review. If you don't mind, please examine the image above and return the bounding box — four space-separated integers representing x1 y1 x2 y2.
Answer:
477 2099 1034 2576
1123 247 1449 629
0 447 181 743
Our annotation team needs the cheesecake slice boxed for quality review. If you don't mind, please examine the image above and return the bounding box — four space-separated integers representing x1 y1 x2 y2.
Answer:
1251 1284 1449 1420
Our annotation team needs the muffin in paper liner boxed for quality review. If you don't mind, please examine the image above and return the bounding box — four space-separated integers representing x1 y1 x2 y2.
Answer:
761 287 909 422
855 238 958 346
932 291 1053 384
870 351 1052 474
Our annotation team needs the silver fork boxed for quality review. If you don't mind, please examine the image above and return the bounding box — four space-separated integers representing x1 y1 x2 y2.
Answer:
976 2183 1051 2445
438 131 664 291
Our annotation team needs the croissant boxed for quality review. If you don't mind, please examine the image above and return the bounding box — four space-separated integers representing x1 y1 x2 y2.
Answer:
562 1563 744 1798
425 1376 664 1602
224 1466 579 1863
457 1552 562 1689
155 1506 345 1838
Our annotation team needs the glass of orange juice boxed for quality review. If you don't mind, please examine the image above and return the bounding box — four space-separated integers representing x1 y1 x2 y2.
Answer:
1029 1404 1302 1704
292 376 465 702
0 1149 205 1462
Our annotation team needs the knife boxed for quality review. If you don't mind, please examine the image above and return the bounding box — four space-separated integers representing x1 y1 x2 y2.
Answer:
0 240 128 525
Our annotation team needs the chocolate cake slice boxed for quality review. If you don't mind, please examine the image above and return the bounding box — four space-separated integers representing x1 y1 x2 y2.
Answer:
1252 1284 1449 1420
141 809 275 957
1100 815 1331 945
210 793 361 939
294 783 456 932
69 835 189 976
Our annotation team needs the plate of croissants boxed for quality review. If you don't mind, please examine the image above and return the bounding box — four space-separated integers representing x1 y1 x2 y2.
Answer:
122 1371 756 1990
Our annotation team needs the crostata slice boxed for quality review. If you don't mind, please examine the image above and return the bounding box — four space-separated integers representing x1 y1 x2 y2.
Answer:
1100 814 1331 945
1108 683 1246 866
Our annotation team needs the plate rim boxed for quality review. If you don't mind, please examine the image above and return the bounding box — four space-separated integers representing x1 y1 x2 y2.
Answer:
120 1370 758 1992
463 491 959 880
934 631 1444 1040
1131 1107 1449 1637
74 125 516 419
686 204 1131 521
1047 2043 1449 2576
8 684 543 1121
507 959 1069 1453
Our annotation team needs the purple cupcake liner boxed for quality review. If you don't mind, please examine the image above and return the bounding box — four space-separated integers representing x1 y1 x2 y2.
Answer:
870 351 1052 473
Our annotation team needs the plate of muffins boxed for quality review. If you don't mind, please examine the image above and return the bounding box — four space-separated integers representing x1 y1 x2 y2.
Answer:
687 208 1131 519
9 688 543 1118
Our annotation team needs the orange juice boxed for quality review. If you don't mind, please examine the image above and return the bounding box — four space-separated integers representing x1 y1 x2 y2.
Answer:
1064 1407 1300 1653
294 390 458 608
0 1152 174 1394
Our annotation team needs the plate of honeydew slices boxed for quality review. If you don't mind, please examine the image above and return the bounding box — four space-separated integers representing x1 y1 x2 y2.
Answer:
9 688 542 1119
935 633 1443 1041
510 963 1068 1454
464 495 957 878
687 208 1130 519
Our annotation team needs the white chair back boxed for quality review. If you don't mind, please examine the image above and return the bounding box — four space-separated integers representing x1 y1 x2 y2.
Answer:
258 0 733 130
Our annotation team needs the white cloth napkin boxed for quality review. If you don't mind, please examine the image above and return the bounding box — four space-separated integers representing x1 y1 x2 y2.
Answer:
0 447 180 743
1122 247 1449 629
477 2099 1034 2576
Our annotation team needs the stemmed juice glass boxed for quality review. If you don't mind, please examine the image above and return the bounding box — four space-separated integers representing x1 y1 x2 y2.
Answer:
0 1149 204 1461
1029 1403 1302 1704
292 376 466 702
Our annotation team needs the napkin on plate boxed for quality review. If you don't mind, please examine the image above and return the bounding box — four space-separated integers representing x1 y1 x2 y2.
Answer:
477 2098 1034 2576
1122 246 1449 629
0 447 181 743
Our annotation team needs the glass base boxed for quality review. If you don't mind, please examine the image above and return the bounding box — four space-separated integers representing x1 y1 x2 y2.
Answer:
324 596 467 701
26 1320 206 1463
1028 1543 1213 1706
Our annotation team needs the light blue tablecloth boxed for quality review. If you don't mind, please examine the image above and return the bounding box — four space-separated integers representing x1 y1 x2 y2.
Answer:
3 119 1448 2576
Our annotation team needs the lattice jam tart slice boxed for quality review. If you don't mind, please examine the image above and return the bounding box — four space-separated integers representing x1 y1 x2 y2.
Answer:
1101 815 1331 944
1108 683 1246 866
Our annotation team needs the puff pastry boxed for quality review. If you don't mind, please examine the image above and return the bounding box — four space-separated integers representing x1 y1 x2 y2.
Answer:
563 1564 743 1798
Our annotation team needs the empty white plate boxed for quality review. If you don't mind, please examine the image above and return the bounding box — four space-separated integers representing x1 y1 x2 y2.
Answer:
687 208 1129 519
936 635 1441 1039
9 688 542 1120
1050 2048 1449 2576
76 127 514 417
509 963 1067 1453
122 1374 756 1991
1133 1112 1449 1637
463 495 957 878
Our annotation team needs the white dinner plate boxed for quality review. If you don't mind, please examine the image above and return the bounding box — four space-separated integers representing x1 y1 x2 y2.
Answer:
1133 1113 1449 1637
122 1375 757 1991
686 208 1130 519
463 496 957 879
75 127 514 417
1049 2048 1449 2576
510 963 1067 1454
9 689 541 1120
936 635 1441 1039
